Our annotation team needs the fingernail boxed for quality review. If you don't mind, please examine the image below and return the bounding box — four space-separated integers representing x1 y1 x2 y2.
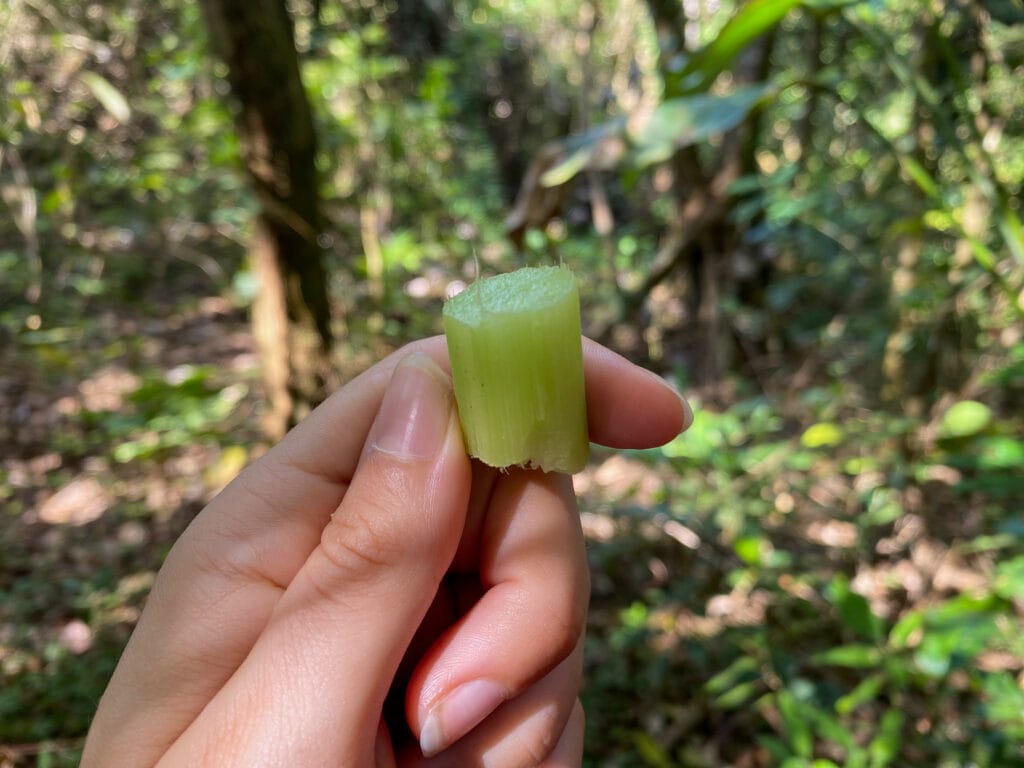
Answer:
481 702 560 768
641 368 694 432
419 679 507 757
371 354 452 461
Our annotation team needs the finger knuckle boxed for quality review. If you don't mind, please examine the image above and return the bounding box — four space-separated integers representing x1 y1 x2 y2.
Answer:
316 476 416 581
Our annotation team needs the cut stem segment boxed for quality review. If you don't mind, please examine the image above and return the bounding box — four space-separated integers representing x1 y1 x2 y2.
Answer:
443 265 589 473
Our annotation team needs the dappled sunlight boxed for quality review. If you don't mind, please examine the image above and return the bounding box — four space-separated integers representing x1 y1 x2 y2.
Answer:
37 476 110 527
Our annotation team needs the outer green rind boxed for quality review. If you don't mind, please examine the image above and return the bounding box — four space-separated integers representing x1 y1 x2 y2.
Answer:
443 266 589 473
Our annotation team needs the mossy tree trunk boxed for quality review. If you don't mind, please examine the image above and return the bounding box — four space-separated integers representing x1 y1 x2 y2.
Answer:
199 0 333 438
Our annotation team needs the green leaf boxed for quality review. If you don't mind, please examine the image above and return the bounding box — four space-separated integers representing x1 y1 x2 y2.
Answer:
539 119 626 187
629 84 774 168
715 679 761 709
993 556 1024 602
939 400 992 438
801 422 843 448
705 655 759 695
828 576 883 641
966 237 998 270
867 709 904 768
80 72 131 123
539 147 591 188
669 0 801 95
888 610 923 649
808 705 857 751
811 644 881 668
977 436 1024 470
633 732 675 768
913 596 1001 677
776 690 813 758
998 207 1024 263
836 673 885 715
735 535 765 566
982 671 1024 726
898 156 939 198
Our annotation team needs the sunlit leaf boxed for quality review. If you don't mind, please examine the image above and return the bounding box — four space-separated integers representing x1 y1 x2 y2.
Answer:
977 436 1024 470
539 147 592 188
801 422 843 448
888 610 923 649
939 400 992 439
715 679 761 709
668 0 801 95
811 644 881 668
998 207 1024 263
539 119 626 187
735 534 765 565
898 156 939 198
80 72 131 123
966 237 998 270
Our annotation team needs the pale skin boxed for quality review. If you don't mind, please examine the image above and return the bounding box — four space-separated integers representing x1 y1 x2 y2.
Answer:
82 336 692 767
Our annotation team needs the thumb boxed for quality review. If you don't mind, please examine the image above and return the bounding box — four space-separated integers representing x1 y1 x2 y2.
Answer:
159 354 471 767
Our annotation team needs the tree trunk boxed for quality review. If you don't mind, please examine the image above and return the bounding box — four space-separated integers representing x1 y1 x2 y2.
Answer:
199 0 333 438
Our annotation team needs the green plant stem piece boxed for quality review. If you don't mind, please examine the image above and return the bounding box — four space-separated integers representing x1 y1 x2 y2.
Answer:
443 265 589 473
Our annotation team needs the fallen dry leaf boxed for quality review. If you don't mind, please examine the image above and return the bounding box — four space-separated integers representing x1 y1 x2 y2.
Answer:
38 476 110 526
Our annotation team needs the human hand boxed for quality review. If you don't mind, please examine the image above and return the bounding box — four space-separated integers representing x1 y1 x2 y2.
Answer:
82 336 691 767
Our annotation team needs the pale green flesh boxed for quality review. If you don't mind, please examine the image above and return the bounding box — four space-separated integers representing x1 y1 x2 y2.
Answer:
443 266 589 473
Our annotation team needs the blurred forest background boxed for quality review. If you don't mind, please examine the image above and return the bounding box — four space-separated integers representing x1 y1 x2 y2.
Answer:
2 0 1023 765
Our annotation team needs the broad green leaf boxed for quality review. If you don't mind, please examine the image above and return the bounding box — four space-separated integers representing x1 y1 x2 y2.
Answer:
801 422 843 448
811 644 881 668
629 84 774 168
669 0 801 95
939 400 992 439
80 71 131 123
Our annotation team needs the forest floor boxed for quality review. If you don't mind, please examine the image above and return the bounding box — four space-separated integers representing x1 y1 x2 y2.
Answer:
2 275 1023 767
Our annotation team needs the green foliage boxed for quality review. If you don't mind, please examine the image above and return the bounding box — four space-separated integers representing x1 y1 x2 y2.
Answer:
3 0 1023 766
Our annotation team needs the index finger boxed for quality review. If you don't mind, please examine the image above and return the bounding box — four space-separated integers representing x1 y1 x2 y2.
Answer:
284 334 691 487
